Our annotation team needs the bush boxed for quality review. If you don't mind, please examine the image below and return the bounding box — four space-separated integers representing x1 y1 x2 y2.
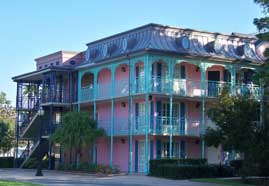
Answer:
0 157 14 168
151 164 234 179
230 160 243 174
149 158 234 179
149 158 207 175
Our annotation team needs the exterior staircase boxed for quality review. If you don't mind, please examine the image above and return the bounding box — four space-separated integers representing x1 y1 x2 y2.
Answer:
19 139 49 168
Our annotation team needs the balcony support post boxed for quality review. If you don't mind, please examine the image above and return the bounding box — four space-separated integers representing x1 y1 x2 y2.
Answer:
92 69 98 165
230 65 236 96
77 71 82 111
93 69 98 120
169 58 175 159
110 65 116 167
200 62 206 159
259 77 263 127
129 59 134 174
144 55 151 174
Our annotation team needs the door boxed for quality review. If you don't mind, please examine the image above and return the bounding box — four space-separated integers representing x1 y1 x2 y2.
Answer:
138 141 145 173
208 71 220 97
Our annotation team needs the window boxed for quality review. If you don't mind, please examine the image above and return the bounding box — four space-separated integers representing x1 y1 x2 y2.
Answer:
39 66 42 70
69 60 76 65
50 63 54 66
44 64 48 68
161 142 180 158
56 61 60 66
55 112 61 124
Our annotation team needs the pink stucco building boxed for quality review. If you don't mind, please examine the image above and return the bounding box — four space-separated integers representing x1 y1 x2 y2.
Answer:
13 24 266 174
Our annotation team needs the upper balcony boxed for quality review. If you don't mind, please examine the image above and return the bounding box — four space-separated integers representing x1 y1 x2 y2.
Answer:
78 56 262 103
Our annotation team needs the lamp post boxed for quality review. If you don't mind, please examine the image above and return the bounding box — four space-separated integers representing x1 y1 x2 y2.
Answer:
36 106 44 176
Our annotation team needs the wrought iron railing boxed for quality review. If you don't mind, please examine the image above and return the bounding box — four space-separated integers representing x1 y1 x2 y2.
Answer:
17 96 40 110
42 88 70 103
96 116 207 137
79 76 261 102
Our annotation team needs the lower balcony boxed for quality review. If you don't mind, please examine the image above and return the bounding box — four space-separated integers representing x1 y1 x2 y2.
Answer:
97 116 210 137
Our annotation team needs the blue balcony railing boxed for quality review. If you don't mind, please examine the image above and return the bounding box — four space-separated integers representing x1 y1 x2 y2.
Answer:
79 76 261 102
96 116 205 137
81 86 94 102
42 88 70 103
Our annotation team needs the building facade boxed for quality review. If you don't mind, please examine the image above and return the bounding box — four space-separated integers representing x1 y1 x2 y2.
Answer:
13 24 266 174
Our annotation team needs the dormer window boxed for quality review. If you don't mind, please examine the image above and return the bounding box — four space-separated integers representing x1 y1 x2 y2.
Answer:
69 60 76 65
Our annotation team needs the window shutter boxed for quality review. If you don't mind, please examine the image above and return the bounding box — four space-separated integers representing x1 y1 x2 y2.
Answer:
135 103 139 130
180 140 186 158
135 141 138 172
156 140 162 159
150 102 154 131
156 101 162 132
150 140 154 160
180 65 186 79
180 102 186 134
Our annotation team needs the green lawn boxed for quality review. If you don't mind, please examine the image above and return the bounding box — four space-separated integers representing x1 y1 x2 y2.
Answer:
191 178 255 186
0 180 42 186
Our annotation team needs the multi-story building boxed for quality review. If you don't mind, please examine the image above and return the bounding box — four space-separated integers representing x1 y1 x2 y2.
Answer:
12 23 266 174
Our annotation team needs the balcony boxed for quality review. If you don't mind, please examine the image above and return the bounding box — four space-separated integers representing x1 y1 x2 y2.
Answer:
17 96 40 111
81 86 94 102
42 88 71 104
79 76 261 102
97 116 207 137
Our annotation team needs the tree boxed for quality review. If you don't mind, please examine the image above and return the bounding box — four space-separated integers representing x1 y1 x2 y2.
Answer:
0 92 11 105
50 111 105 166
0 121 14 154
205 92 259 155
0 91 15 155
205 92 269 177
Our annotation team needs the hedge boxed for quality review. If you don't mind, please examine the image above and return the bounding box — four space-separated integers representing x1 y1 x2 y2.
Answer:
151 164 234 179
0 157 14 168
149 158 207 176
149 158 235 179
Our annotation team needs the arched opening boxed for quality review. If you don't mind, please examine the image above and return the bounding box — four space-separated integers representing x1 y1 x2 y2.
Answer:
151 60 169 93
236 68 259 97
173 62 187 96
97 68 111 99
179 62 201 97
206 65 227 97
81 72 94 102
114 64 129 97
134 61 144 93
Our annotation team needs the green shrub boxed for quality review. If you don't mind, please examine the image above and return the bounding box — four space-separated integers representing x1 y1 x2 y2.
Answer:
0 157 14 168
149 159 235 179
230 160 243 175
149 158 207 175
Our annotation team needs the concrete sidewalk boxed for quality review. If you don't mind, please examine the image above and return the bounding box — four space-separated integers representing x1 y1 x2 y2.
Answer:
0 168 219 186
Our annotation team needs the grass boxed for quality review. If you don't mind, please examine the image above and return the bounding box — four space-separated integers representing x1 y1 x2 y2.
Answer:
0 180 42 186
191 178 255 186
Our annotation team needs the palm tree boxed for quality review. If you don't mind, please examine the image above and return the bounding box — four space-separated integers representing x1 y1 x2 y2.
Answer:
50 111 105 167
23 85 37 109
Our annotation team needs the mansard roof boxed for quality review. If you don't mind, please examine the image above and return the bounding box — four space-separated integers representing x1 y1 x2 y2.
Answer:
84 23 266 65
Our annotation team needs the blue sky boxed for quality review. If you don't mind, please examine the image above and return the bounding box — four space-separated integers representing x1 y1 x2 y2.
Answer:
0 0 263 105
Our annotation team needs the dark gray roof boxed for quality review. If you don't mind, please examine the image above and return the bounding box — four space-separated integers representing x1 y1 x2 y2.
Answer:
84 23 265 64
